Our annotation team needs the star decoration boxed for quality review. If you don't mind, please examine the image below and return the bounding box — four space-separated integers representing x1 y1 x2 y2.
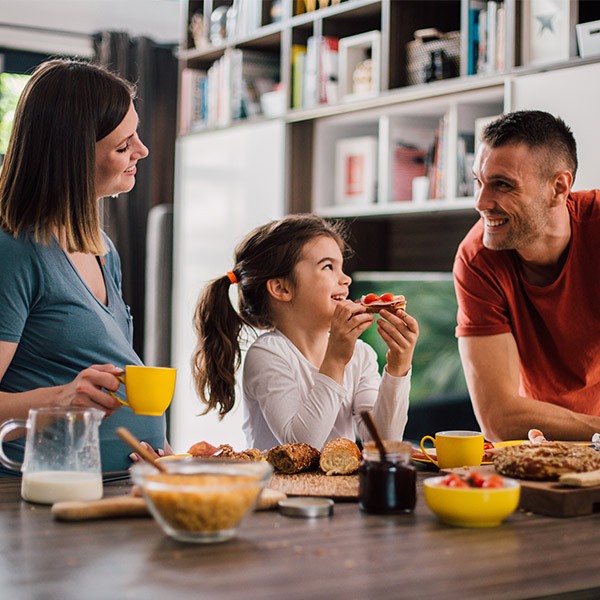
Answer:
535 12 556 35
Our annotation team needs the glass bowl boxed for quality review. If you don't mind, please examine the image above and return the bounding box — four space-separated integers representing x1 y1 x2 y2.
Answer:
131 458 273 543
423 475 520 527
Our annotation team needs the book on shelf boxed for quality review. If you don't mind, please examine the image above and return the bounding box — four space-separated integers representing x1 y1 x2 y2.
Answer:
429 114 449 200
291 44 307 109
233 0 263 39
179 67 207 134
304 35 339 108
467 3 482 75
473 0 505 75
319 36 339 105
456 133 475 197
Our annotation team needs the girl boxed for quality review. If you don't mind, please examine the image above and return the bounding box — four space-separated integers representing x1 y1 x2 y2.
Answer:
192 214 419 450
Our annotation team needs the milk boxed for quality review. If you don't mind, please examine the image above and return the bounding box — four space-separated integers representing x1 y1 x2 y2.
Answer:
21 471 103 504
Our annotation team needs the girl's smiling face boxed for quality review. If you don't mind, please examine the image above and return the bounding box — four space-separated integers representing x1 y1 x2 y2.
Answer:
289 235 352 323
94 101 149 199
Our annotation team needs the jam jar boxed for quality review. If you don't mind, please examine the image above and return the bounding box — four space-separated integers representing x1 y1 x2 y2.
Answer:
359 441 416 514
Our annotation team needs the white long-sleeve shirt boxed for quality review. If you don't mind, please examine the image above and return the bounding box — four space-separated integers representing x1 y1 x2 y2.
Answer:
242 330 410 450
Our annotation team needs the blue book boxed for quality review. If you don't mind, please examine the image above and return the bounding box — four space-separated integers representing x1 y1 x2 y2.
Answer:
468 7 481 75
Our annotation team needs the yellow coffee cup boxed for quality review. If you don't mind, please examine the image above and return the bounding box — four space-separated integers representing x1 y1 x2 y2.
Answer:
419 430 484 469
111 366 176 416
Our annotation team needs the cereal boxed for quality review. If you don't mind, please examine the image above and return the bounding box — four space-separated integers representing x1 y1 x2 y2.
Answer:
144 473 262 532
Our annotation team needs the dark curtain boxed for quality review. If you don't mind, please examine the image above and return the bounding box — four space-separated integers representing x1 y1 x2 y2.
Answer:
93 31 178 359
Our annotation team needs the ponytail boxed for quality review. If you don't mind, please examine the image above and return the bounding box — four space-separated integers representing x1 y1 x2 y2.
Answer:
191 274 244 417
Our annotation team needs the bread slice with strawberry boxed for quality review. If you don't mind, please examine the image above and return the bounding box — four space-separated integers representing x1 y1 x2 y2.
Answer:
357 292 407 313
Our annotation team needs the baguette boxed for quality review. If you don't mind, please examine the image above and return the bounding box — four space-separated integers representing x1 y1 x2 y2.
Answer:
266 443 320 474
319 438 361 475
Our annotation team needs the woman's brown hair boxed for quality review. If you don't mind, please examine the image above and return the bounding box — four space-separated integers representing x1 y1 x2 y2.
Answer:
192 213 351 417
0 58 134 254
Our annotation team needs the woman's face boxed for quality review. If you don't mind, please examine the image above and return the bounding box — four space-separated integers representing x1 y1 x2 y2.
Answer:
94 101 149 199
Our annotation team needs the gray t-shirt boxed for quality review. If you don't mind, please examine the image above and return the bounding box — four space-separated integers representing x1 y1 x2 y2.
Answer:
0 229 166 475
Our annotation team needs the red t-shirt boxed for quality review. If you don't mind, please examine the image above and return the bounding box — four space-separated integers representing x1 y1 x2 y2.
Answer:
453 190 600 415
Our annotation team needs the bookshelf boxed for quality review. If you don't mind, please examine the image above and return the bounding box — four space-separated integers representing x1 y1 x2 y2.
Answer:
176 0 600 259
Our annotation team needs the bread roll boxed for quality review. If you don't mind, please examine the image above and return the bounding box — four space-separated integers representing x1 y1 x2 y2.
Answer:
266 443 320 474
319 437 361 475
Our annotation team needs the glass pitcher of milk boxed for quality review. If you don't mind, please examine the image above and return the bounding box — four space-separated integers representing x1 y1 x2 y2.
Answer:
0 407 103 504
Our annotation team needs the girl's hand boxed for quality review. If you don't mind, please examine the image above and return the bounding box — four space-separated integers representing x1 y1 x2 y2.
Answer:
321 300 374 383
377 309 419 377
57 364 124 416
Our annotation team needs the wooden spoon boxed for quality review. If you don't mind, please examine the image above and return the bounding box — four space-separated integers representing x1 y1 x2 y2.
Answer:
116 426 168 473
360 411 388 463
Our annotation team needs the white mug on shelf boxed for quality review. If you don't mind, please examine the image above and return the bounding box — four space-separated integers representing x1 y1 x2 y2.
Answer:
412 176 429 204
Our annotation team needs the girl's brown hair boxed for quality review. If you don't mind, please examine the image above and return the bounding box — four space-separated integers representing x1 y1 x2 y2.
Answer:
0 58 134 254
192 213 351 417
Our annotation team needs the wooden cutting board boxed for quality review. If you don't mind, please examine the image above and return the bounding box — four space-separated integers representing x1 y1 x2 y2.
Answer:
268 472 359 501
445 465 600 518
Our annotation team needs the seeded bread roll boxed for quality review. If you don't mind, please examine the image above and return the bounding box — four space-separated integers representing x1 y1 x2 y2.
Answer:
319 438 361 475
266 443 320 474
493 442 600 481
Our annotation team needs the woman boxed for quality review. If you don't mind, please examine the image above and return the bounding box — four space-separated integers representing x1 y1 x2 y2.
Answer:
0 58 167 474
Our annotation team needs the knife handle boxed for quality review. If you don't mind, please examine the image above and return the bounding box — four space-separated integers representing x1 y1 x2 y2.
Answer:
51 496 149 521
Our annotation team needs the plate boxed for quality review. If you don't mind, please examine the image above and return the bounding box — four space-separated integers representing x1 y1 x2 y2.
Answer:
411 446 494 467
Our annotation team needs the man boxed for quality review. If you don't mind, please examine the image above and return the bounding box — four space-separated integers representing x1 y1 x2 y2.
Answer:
453 110 600 441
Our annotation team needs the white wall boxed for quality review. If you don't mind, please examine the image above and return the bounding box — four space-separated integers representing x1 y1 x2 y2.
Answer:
170 120 285 453
0 0 182 55
510 62 600 192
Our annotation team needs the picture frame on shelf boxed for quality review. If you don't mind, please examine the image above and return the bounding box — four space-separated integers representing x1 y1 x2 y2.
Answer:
334 136 378 206
576 20 600 58
521 0 578 66
338 30 381 102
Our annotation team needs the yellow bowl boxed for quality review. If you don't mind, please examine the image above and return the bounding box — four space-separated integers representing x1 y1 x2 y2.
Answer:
423 475 521 527
131 458 273 543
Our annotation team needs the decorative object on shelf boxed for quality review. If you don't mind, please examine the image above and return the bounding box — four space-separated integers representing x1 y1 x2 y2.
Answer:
576 20 600 58
412 176 430 204
270 0 283 23
521 0 578 66
339 30 381 101
304 0 317 12
210 5 229 45
260 84 286 118
189 11 208 50
334 136 378 206
406 29 460 86
424 49 457 83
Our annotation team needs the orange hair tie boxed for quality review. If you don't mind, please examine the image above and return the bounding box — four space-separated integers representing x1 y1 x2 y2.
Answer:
226 271 238 285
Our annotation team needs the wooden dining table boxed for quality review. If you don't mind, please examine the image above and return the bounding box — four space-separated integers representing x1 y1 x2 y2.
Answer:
1 470 599 600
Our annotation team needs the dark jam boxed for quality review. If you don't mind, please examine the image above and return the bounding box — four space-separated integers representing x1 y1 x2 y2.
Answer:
358 445 416 514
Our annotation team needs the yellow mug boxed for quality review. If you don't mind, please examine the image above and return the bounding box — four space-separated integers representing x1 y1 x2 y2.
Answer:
419 430 484 469
111 366 176 416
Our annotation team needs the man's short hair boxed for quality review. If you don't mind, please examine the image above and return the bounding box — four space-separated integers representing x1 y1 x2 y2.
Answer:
482 110 578 180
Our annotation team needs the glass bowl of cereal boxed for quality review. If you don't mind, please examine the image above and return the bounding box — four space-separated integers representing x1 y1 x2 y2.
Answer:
131 457 273 543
